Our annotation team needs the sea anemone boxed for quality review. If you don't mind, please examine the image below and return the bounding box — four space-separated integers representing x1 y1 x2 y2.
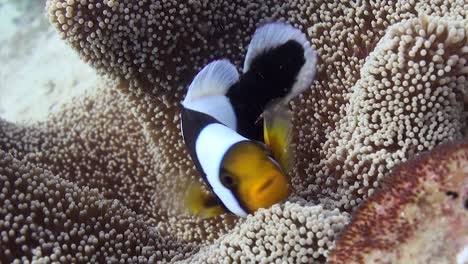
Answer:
0 0 467 262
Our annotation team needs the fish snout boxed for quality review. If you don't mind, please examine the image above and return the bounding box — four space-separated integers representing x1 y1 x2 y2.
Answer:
247 174 290 211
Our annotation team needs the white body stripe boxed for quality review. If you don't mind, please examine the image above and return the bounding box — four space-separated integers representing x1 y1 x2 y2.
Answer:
243 22 317 102
195 123 248 216
182 96 237 130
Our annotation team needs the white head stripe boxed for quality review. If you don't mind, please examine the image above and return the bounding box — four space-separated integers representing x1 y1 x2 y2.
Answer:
195 124 248 217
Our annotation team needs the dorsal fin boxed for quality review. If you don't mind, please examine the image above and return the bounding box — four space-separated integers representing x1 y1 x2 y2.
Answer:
243 22 317 102
183 59 239 104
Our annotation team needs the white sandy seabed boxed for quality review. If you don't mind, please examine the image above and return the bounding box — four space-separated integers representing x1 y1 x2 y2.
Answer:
0 0 97 124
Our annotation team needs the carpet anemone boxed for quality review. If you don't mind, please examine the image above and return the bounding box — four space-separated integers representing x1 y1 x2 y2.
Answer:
0 0 466 262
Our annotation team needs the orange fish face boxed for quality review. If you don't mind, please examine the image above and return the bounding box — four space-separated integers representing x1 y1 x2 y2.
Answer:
220 141 290 213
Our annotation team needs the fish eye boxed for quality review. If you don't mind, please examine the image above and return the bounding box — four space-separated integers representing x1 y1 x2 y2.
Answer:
220 171 236 188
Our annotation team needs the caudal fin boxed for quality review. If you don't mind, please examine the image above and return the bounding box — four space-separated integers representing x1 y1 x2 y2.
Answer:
226 23 317 140
243 22 317 102
183 59 239 104
182 59 239 130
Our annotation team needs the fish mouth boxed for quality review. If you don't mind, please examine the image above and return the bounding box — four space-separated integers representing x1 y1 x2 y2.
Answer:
257 177 275 193
246 174 290 212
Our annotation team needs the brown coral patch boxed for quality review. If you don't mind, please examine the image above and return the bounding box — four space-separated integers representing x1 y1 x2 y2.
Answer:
329 140 468 264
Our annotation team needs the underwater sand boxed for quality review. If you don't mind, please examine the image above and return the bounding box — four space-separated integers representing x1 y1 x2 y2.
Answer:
0 0 97 123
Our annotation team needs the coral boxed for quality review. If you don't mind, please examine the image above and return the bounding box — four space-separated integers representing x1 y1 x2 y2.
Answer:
0 82 237 244
46 0 468 211
0 81 349 262
329 140 468 264
0 150 194 263
294 14 468 210
45 0 288 94
186 201 349 263
0 0 467 262
1 83 159 218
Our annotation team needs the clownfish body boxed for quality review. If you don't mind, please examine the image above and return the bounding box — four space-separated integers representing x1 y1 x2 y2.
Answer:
181 23 317 218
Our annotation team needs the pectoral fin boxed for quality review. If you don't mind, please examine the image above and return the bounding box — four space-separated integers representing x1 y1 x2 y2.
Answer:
185 181 226 219
263 103 294 173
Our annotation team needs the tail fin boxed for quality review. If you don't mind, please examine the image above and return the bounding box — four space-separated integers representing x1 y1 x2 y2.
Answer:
243 22 317 102
227 23 317 140
182 60 239 130
183 59 239 104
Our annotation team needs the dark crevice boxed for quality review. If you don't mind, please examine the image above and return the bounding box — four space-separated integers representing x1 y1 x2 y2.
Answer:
445 191 458 199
